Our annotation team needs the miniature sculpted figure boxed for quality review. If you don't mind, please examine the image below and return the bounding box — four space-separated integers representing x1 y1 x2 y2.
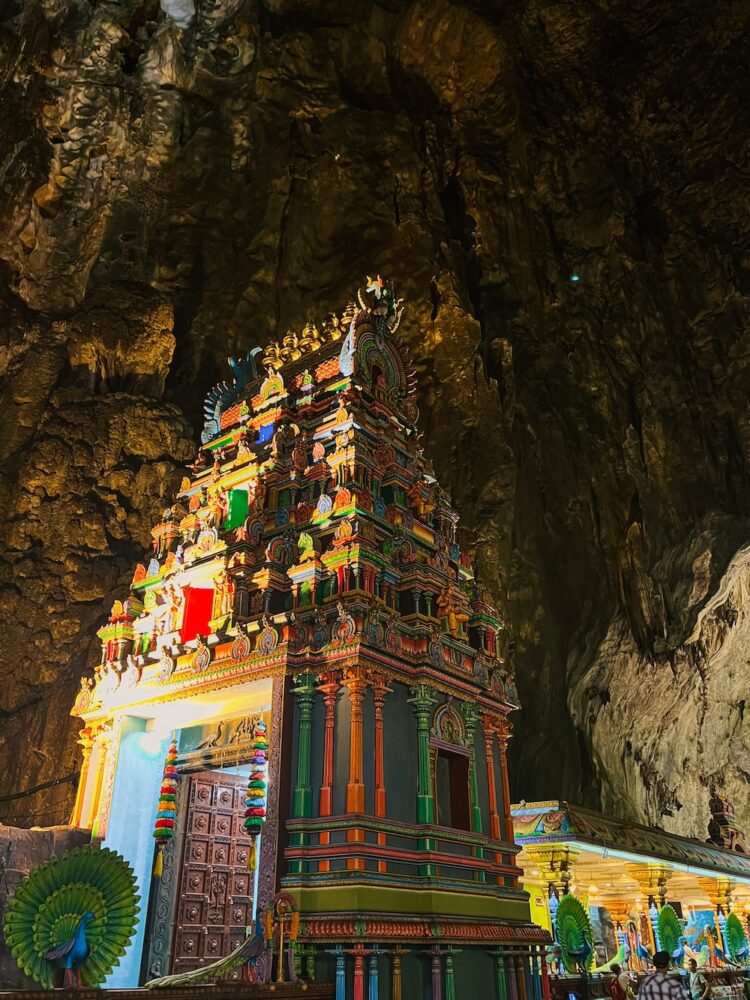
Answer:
436 586 469 637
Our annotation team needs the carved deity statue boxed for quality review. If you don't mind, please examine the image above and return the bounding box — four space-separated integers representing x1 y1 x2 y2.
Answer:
213 566 236 620
436 586 470 638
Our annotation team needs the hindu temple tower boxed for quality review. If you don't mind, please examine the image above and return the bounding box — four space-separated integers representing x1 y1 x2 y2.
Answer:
69 277 548 997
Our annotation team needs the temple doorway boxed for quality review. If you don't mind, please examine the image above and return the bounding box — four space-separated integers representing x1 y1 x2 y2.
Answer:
171 769 254 976
434 748 471 831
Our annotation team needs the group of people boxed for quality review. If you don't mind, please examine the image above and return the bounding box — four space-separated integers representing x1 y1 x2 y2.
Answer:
609 955 711 1000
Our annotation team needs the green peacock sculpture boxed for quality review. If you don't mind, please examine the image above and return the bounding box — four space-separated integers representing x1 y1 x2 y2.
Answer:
724 913 749 964
3 845 140 989
657 904 686 967
554 893 594 974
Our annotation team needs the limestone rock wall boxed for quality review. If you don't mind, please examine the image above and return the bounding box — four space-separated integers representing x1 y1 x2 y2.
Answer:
1 0 749 839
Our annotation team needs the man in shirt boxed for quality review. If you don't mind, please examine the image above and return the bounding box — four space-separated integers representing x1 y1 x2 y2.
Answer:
688 959 710 1000
639 951 689 1000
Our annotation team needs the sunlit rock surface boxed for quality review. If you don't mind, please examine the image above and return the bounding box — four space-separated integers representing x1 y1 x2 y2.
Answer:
1 0 749 838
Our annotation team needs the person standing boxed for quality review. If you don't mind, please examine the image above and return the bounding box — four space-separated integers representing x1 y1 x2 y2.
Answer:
688 959 710 1000
638 951 689 1000
610 963 629 1000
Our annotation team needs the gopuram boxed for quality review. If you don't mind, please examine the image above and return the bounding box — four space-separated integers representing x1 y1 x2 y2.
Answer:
66 277 549 997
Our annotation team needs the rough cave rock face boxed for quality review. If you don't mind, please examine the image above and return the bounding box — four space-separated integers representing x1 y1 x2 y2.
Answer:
1 0 749 839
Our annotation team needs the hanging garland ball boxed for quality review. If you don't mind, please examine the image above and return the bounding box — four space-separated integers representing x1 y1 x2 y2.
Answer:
152 737 180 877
243 720 268 869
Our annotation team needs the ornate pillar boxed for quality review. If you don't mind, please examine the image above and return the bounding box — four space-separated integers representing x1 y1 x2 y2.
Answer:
497 717 514 846
344 667 367 870
409 683 437 824
699 877 735 953
699 876 734 912
332 945 346 1000
292 674 316 818
371 674 392 875
409 683 437 877
507 951 519 1000
445 946 457 1000
318 671 339 817
515 953 527 1000
540 949 551 1000
391 946 406 1000
493 951 508 1000
427 944 444 1000
461 702 483 834
371 674 391 818
91 718 119 838
317 670 339 873
344 668 367 814
70 729 94 828
530 951 542 1000
628 864 673 948
525 845 579 942
290 673 316 876
350 943 367 1000
368 950 380 1000
483 716 502 841
603 900 631 950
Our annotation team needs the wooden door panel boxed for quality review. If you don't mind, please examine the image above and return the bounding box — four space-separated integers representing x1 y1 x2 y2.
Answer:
170 770 253 975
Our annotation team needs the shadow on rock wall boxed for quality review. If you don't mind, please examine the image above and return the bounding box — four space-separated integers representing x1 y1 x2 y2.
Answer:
1 0 749 838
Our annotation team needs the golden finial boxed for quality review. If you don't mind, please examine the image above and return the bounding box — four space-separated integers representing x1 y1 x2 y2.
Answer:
262 341 284 371
281 328 301 362
300 321 322 352
321 313 340 342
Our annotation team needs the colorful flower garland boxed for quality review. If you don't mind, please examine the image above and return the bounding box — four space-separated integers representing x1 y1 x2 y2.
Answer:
243 718 268 869
152 735 179 878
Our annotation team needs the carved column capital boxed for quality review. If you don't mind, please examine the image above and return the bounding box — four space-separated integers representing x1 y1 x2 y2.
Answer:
627 863 673 906
525 845 580 895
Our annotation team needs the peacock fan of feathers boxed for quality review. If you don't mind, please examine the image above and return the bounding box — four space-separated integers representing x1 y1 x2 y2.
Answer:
3 845 140 989
146 925 265 988
725 913 749 962
554 894 594 974
657 905 683 958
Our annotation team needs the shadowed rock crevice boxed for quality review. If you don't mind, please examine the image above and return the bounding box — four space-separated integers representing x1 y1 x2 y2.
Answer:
1 0 749 839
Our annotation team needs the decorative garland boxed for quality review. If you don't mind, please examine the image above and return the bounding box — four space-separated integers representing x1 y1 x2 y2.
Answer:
152 735 179 878
243 719 268 869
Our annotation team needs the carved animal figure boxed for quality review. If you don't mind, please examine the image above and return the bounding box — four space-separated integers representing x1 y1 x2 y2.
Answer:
3 846 139 989
146 913 265 988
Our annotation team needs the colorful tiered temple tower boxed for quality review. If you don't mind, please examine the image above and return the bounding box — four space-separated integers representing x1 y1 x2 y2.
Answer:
70 277 548 996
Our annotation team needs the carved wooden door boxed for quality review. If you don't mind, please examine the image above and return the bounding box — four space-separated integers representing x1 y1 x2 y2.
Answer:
171 771 253 975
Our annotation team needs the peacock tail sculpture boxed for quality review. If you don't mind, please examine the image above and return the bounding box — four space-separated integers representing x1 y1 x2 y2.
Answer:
593 943 627 972
146 910 266 988
724 913 749 964
657 904 686 967
554 894 594 974
3 845 140 989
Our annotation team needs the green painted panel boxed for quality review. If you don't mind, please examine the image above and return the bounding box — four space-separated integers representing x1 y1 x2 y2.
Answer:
224 488 249 530
289 883 532 922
